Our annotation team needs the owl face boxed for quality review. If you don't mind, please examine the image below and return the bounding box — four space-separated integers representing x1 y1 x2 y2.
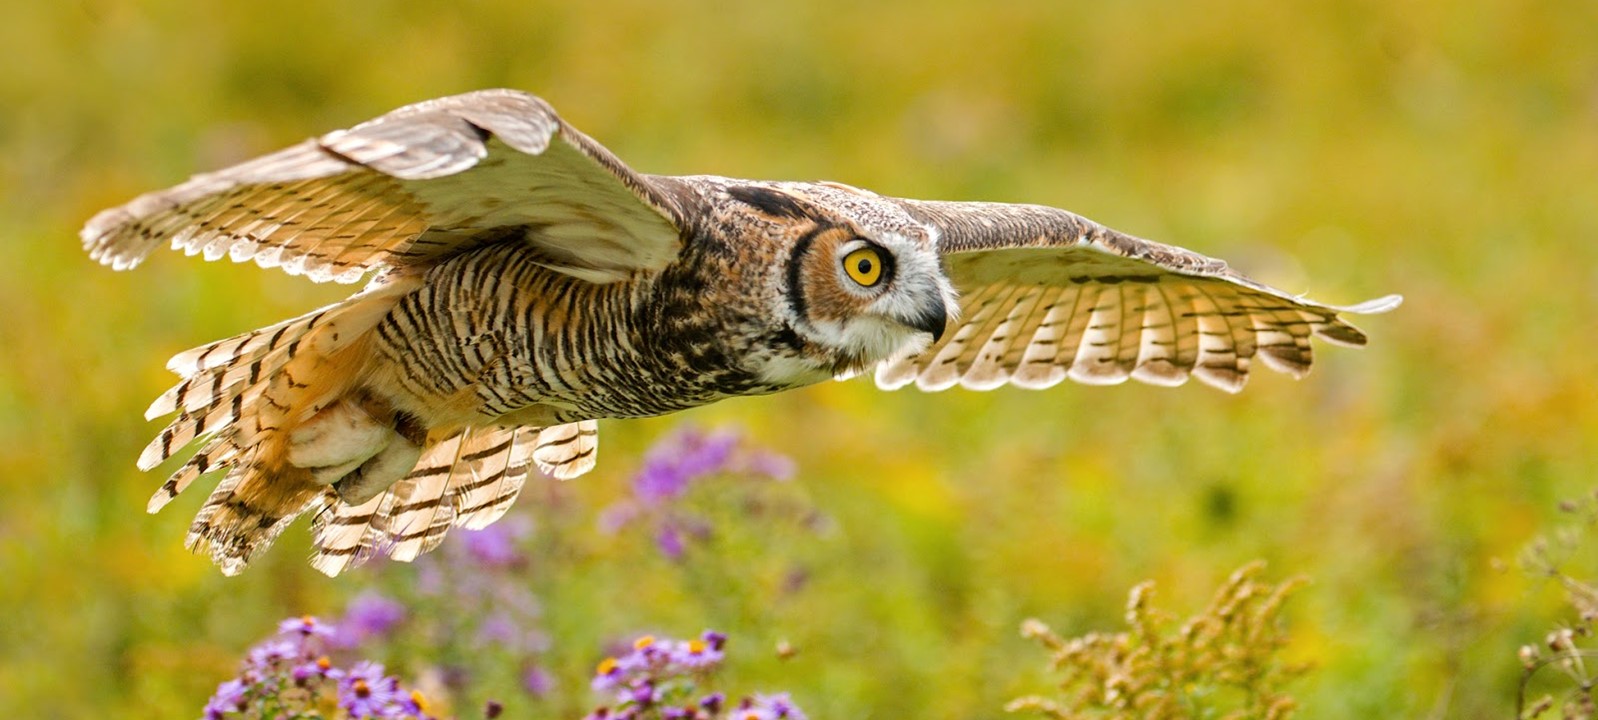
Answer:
786 224 952 367
714 180 959 380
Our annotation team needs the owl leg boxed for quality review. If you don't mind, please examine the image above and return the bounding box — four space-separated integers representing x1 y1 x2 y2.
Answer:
333 427 425 504
286 393 425 504
287 399 390 481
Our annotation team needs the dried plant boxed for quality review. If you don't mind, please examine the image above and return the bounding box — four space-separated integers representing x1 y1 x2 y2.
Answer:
1008 562 1308 720
1516 492 1598 719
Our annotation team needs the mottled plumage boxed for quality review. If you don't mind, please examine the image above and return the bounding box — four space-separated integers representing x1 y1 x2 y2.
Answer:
82 90 1400 575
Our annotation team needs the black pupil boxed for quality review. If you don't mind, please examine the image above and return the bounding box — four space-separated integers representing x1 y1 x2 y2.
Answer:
856 257 873 275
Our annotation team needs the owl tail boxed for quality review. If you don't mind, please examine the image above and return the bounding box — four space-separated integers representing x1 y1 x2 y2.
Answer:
139 277 422 575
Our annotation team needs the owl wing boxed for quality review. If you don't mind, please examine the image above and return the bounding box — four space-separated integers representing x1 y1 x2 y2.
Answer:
82 89 685 284
877 200 1401 393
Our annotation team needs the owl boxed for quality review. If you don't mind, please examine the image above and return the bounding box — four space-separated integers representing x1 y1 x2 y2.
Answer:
82 90 1399 576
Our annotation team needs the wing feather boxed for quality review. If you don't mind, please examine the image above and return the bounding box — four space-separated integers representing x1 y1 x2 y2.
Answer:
82 89 686 284
880 200 1400 393
1129 283 1185 386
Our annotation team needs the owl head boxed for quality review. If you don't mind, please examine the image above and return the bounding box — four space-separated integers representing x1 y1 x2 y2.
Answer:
726 183 957 376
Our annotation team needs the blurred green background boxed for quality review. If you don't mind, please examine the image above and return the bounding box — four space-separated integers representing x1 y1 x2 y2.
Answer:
2 0 1595 717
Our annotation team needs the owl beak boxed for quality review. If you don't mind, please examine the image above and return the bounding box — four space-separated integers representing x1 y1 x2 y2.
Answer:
906 295 948 343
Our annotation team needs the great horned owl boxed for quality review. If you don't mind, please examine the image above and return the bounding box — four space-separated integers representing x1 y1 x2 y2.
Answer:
81 90 1400 575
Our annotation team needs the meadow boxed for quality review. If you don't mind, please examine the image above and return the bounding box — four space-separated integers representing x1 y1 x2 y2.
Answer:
1 1 1595 717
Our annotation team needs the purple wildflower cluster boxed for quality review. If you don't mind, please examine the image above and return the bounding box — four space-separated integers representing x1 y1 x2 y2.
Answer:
584 631 806 720
600 426 799 560
332 592 408 649
335 514 551 713
420 516 550 670
202 616 436 720
631 429 785 502
195 425 815 717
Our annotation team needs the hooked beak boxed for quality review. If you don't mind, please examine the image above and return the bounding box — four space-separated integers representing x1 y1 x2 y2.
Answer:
905 294 948 343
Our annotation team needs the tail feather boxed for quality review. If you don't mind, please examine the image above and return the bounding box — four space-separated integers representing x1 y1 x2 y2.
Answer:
185 460 328 576
308 486 400 576
163 297 341 377
531 420 599 480
455 425 540 529
142 277 420 574
309 424 545 576
139 385 266 471
148 433 243 513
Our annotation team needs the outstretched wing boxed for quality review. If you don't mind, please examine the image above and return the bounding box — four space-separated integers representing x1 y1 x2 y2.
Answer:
878 200 1401 393
82 89 687 284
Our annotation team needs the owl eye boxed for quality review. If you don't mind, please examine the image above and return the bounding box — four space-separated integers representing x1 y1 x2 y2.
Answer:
843 247 885 287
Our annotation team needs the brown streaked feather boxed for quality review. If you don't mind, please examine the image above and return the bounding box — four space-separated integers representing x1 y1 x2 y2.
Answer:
308 487 399 577
82 89 686 284
530 420 599 480
453 426 540 529
879 200 1401 393
308 424 544 576
140 279 417 473
186 461 327 577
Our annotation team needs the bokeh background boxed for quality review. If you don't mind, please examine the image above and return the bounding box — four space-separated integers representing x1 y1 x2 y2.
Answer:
2 1 1595 717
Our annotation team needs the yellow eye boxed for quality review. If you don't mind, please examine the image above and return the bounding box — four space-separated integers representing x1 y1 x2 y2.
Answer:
843 247 884 287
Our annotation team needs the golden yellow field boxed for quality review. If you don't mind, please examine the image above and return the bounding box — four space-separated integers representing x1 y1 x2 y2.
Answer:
2 1 1595 717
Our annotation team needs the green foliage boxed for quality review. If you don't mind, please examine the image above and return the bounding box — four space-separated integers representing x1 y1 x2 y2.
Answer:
2 1 1596 717
1009 563 1304 720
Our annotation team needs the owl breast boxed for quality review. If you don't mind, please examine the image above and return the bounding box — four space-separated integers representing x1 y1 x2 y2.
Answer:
363 238 786 428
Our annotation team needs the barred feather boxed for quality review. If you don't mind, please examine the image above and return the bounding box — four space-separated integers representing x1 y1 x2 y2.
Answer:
138 280 416 575
533 420 599 480
876 203 1400 394
81 89 682 284
141 281 416 475
455 426 540 529
308 423 548 576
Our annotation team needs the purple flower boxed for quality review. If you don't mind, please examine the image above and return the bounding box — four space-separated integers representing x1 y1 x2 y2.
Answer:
632 428 741 503
277 615 336 640
739 693 807 720
338 661 405 718
593 656 625 692
459 519 528 568
399 688 431 718
202 678 247 720
600 426 800 551
521 665 554 697
666 635 724 670
655 524 686 560
291 656 338 683
698 692 726 714
245 638 300 670
627 679 658 705
335 592 406 648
